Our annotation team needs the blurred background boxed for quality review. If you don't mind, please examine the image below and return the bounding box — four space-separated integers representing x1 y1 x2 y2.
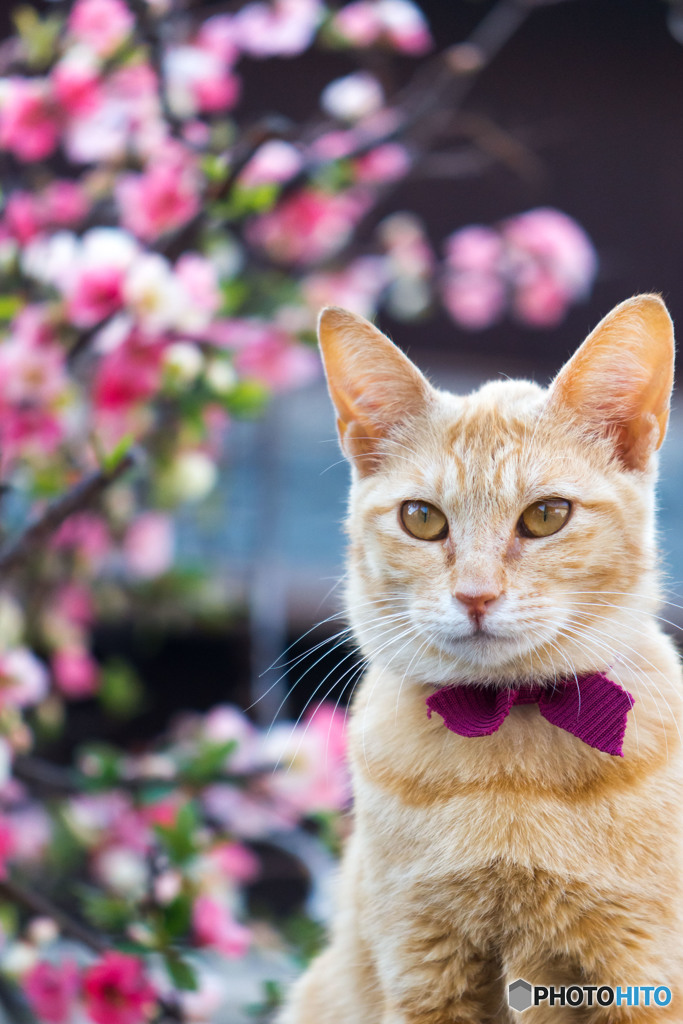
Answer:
1 0 683 1020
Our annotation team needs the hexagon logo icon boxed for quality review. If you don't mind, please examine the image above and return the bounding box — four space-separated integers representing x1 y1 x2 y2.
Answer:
508 978 533 1012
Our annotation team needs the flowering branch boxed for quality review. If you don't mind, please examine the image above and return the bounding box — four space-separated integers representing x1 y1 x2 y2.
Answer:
0 451 138 575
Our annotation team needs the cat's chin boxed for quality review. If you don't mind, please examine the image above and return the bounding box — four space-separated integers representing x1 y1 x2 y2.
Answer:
434 631 538 676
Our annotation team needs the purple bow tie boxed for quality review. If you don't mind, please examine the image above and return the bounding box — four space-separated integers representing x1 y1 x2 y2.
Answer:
426 673 634 757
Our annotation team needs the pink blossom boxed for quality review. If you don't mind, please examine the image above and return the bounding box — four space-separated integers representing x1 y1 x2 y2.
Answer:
210 841 259 882
43 180 90 227
0 407 64 470
51 60 102 116
116 163 199 242
52 647 100 698
11 304 56 347
55 583 95 626
309 129 359 161
441 270 506 330
197 14 240 63
503 207 597 300
165 46 241 118
513 270 572 328
264 703 350 814
239 140 303 187
234 0 322 57
24 960 80 1024
0 334 67 405
0 79 60 162
248 187 370 265
52 513 111 567
68 0 135 57
3 192 44 244
353 143 410 183
193 896 251 958
94 333 165 413
83 953 157 1024
332 0 431 53
0 817 15 879
332 2 383 46
123 512 175 579
68 265 125 327
8 805 52 861
213 320 319 389
377 0 432 55
0 649 48 709
175 252 221 320
445 225 504 273
303 255 388 320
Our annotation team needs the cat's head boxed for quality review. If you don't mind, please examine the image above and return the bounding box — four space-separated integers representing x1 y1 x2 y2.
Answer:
319 295 675 686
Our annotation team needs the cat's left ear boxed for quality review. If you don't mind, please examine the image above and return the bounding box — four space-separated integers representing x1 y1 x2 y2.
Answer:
548 294 675 471
317 307 434 475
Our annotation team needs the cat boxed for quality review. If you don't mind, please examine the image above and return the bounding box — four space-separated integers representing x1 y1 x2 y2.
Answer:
277 294 683 1023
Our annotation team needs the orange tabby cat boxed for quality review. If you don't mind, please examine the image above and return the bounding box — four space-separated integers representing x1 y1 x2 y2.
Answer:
278 295 683 1023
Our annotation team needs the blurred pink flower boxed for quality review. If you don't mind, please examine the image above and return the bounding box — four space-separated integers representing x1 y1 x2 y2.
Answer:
234 0 322 57
68 265 125 328
441 270 506 330
116 163 199 242
43 180 90 227
175 253 221 320
52 513 111 567
332 1 382 46
263 703 350 814
6 805 52 861
445 225 503 273
68 0 135 57
165 46 241 118
94 333 165 413
83 952 157 1024
303 255 388 320
0 816 15 879
24 960 80 1024
210 841 259 883
377 0 432 54
353 142 410 183
332 0 431 53
239 140 303 187
55 583 95 627
197 14 240 63
123 512 175 579
52 647 100 698
232 325 319 389
3 192 44 245
248 187 370 265
51 60 102 116
0 650 48 709
503 207 597 326
193 896 251 958
0 79 60 162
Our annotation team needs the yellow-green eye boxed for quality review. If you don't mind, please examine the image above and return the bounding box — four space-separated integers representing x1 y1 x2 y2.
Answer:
518 498 571 538
400 500 448 541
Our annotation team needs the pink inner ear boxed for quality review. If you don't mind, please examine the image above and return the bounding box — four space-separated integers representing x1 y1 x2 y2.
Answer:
548 295 674 471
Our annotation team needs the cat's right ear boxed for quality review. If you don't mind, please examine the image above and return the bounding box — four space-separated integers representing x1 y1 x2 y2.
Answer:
318 307 433 475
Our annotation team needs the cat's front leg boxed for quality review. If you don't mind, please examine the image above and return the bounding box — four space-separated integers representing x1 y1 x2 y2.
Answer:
372 926 508 1024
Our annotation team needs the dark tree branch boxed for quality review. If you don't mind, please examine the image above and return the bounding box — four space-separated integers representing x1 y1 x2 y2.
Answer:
0 451 139 575
0 877 108 953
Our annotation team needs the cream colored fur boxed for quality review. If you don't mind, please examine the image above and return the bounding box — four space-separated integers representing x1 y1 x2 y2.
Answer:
278 295 683 1023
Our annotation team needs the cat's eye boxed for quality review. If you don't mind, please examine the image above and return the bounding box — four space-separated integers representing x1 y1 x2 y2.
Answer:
400 500 448 541
518 498 571 538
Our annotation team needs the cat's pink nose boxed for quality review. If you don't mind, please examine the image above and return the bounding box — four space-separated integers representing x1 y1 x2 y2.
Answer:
454 590 500 625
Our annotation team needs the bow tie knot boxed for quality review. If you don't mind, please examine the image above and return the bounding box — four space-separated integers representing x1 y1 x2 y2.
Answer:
426 674 634 757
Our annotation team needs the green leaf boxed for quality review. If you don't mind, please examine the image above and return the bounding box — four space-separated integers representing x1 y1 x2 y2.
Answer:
224 379 269 418
219 279 249 316
99 659 145 720
0 296 23 322
154 801 199 865
12 5 63 68
213 183 280 220
100 434 135 474
79 887 131 931
201 154 230 184
162 893 192 940
77 743 124 791
164 952 199 991
182 739 237 785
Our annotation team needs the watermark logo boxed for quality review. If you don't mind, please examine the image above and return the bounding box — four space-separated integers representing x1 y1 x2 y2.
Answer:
507 979 672 1012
